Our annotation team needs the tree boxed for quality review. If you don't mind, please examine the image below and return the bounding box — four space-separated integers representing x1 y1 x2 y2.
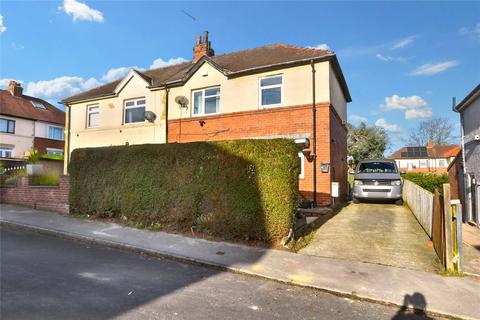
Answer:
347 122 389 161
407 117 455 146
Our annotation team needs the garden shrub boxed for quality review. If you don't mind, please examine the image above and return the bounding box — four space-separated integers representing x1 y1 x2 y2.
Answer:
31 172 60 186
69 139 300 242
403 172 449 194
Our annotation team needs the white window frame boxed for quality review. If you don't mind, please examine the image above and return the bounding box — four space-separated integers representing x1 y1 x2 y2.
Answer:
48 125 64 141
191 86 221 116
259 74 283 108
87 104 100 128
46 148 64 156
0 147 13 158
124 98 146 125
0 118 15 134
298 151 305 179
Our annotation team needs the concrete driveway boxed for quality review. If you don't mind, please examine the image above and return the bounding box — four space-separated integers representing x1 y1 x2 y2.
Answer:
300 202 441 272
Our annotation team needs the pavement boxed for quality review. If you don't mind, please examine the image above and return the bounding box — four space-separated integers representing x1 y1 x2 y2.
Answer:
1 228 445 320
300 203 440 272
463 224 480 277
1 203 479 320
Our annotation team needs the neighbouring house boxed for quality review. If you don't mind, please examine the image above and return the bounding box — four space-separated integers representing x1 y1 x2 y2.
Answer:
389 141 461 173
61 32 352 206
454 84 480 227
0 81 65 164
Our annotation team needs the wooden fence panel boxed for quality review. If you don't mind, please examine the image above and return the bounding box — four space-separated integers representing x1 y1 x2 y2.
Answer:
403 180 434 238
432 191 445 266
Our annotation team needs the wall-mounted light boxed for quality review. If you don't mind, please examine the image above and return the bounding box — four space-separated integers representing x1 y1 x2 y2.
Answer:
321 162 330 173
199 120 206 127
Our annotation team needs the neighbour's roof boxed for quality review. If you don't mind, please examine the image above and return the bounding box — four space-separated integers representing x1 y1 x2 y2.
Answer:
389 145 461 160
62 44 351 104
454 84 480 112
0 90 65 125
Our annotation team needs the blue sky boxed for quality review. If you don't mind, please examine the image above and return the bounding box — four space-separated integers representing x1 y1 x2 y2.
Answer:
1 1 479 152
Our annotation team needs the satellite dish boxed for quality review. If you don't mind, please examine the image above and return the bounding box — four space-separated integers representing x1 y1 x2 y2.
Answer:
175 95 189 108
144 111 157 122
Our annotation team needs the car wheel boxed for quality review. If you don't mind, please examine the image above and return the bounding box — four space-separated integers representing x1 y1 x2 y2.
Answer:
395 199 403 206
352 197 360 204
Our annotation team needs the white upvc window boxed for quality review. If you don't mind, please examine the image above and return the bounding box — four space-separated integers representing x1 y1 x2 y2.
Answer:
192 87 220 116
259 75 283 107
46 148 64 156
298 151 305 179
87 105 100 128
48 126 64 140
0 147 13 158
124 98 146 124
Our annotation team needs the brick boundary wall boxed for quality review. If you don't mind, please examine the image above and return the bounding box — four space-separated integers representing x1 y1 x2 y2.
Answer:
0 176 69 214
168 102 348 206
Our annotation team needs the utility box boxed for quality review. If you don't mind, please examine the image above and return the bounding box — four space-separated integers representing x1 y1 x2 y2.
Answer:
332 182 339 198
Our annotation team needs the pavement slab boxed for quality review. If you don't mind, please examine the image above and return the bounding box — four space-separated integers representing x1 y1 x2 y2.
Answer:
1 204 479 320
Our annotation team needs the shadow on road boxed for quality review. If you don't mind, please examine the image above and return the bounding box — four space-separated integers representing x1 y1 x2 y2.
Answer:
392 292 434 320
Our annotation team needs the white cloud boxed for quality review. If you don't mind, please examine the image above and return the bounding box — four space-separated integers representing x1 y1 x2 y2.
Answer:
101 66 140 82
382 94 433 120
375 118 402 132
25 76 102 102
349 114 368 124
61 0 104 22
0 79 22 88
307 44 330 51
375 53 406 62
391 36 417 50
150 57 188 69
459 23 480 38
410 60 459 76
0 15 6 33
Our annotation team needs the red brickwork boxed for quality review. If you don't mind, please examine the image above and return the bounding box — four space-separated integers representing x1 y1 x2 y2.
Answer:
34 137 65 154
168 103 347 206
0 176 69 214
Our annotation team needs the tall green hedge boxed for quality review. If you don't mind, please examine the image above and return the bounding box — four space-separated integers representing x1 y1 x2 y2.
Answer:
69 139 300 242
403 172 449 194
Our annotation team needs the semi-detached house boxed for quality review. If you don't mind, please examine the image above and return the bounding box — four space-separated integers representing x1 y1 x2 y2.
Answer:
62 32 352 206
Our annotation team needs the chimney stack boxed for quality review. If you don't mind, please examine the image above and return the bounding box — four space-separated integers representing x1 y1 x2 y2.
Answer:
193 31 214 62
426 141 433 148
7 80 23 97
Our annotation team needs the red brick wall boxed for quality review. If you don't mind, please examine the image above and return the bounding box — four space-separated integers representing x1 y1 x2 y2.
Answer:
330 107 348 204
34 137 65 154
0 176 69 213
448 155 464 202
168 103 347 206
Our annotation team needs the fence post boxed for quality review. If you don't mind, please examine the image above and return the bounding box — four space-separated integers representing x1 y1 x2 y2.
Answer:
451 199 463 273
443 184 454 271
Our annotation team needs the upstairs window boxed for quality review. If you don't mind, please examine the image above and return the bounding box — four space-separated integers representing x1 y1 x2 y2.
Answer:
87 105 100 128
192 87 220 116
260 75 282 107
124 98 146 124
48 126 63 140
0 118 15 134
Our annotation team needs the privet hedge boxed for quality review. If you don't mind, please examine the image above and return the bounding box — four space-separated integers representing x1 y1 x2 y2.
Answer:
403 172 449 194
69 139 300 242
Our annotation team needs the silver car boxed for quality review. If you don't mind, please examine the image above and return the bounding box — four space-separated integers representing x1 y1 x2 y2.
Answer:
352 159 403 205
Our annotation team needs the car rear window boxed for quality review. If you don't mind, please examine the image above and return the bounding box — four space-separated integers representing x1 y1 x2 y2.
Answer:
357 162 397 173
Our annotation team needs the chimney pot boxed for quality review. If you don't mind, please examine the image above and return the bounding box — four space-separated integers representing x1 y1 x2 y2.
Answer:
7 80 23 97
426 141 434 148
193 31 214 63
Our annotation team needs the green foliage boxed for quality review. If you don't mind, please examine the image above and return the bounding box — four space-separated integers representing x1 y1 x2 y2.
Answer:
0 162 5 175
40 154 64 161
69 140 300 242
403 172 449 194
28 149 40 164
347 122 389 161
31 172 60 186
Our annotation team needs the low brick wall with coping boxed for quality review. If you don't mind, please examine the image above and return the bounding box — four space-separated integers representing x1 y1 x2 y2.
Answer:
0 176 69 214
